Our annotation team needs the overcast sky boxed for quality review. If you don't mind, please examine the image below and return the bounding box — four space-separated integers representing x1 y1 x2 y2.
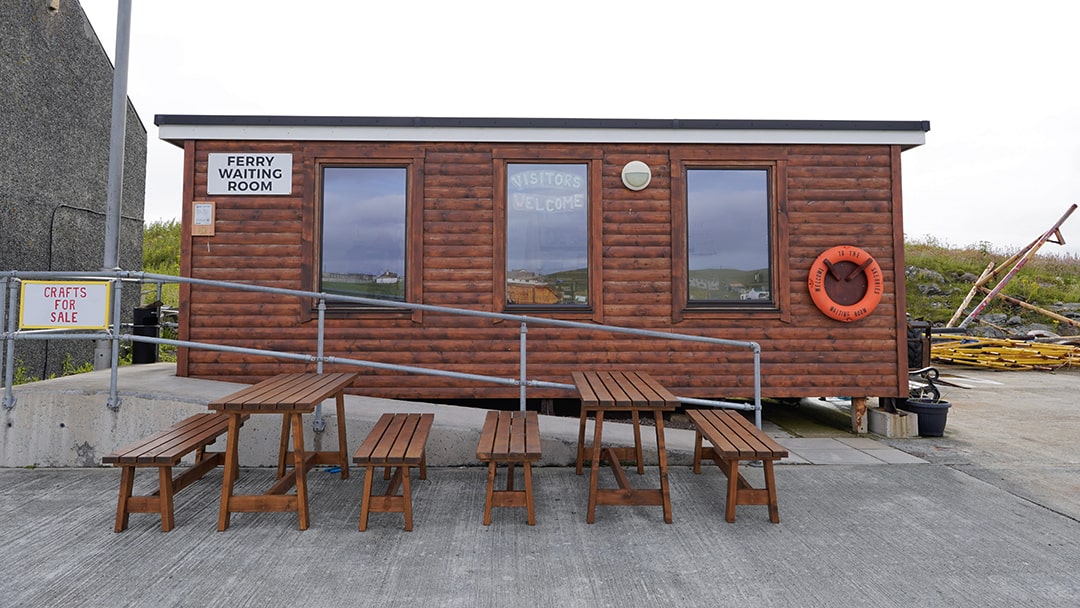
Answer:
79 0 1080 255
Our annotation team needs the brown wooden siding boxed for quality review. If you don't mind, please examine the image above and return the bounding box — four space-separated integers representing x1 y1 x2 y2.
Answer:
177 140 909 402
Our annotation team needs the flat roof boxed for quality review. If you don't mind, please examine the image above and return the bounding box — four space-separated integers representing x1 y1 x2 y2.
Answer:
155 115 930 149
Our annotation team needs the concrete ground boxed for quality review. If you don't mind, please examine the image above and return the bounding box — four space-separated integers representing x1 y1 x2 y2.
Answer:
1 364 1078 607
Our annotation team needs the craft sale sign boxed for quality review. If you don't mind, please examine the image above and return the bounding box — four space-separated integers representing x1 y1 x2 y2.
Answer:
19 281 111 329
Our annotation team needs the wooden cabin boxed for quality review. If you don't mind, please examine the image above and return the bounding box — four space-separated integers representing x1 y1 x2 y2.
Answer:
156 116 929 407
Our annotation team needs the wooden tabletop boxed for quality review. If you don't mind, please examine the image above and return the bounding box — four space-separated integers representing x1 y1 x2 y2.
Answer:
572 371 678 410
208 372 358 413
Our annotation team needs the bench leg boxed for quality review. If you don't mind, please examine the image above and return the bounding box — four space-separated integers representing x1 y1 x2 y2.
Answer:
359 466 375 532
723 459 740 523
277 414 290 479
524 461 535 526
654 412 673 524
764 460 780 524
158 466 176 532
692 431 703 474
290 412 311 531
401 465 413 531
114 466 135 533
483 461 497 526
217 415 243 532
335 390 350 480
632 410 644 475
419 450 427 480
575 410 587 475
586 411 604 524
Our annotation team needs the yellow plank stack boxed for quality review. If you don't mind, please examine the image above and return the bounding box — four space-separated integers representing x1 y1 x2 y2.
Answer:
932 338 1080 370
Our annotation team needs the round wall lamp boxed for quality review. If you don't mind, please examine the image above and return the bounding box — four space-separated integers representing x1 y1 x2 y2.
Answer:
621 160 652 191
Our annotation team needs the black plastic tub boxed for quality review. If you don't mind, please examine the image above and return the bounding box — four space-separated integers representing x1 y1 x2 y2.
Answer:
900 398 951 437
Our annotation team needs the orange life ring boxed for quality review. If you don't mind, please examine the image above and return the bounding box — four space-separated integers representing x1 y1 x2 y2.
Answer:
808 245 883 322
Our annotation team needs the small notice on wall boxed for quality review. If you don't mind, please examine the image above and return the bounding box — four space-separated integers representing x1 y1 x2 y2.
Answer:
192 201 215 236
207 153 292 195
19 281 111 329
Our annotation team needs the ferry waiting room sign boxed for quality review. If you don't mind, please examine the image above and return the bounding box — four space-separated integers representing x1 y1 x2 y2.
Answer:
207 153 293 195
19 281 111 329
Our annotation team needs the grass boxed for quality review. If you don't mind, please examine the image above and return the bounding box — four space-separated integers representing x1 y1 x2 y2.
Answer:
904 235 1080 329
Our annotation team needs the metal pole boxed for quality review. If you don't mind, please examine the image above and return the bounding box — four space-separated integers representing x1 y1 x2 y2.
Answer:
313 299 326 432
3 278 18 409
753 347 762 428
106 279 123 410
95 0 134 370
519 322 528 411
0 277 7 388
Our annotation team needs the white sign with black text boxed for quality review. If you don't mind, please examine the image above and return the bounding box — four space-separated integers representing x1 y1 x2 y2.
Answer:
207 153 292 195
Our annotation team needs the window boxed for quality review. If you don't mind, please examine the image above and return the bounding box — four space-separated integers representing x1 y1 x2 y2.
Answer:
320 166 408 302
504 163 590 306
678 166 776 310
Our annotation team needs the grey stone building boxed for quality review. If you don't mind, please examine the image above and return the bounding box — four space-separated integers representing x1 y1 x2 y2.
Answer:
1 0 147 380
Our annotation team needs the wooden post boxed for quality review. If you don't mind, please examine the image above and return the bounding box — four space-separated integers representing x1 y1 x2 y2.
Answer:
977 287 1080 329
852 397 868 434
946 262 995 328
959 204 1077 328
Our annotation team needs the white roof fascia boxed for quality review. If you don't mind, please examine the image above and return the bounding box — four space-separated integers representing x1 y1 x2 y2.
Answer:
157 124 926 148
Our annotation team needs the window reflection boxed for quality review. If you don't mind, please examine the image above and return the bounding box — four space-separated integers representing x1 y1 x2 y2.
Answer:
507 163 591 306
687 169 771 303
506 163 589 305
321 167 407 301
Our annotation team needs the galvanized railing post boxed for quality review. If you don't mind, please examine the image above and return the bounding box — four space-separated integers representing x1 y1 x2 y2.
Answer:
753 346 763 428
0 277 7 387
106 278 123 411
312 298 327 432
316 298 326 375
519 322 528 411
2 277 17 410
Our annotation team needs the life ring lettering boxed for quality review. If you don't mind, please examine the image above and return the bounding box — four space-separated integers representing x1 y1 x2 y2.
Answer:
808 245 883 322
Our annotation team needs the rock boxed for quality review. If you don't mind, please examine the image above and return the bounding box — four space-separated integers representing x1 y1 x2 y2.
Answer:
906 267 946 283
918 283 949 296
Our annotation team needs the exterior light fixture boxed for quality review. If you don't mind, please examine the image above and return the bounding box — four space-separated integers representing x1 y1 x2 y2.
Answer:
621 160 652 191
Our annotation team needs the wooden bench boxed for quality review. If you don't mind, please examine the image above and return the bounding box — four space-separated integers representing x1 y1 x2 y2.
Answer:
102 412 246 532
476 411 542 525
686 408 788 523
353 413 434 531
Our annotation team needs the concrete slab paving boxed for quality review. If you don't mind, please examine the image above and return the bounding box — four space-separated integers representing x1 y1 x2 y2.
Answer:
1 463 1077 608
2 362 1080 606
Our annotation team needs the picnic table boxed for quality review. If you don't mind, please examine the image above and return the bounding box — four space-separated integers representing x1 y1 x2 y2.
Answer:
572 370 679 523
208 372 357 531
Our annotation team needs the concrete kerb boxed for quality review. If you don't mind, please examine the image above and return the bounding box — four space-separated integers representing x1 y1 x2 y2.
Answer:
2 363 699 468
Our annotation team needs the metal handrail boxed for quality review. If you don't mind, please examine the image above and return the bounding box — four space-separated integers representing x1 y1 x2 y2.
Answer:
2 269 764 426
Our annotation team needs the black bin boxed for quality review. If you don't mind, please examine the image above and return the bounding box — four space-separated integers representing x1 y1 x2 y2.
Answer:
907 320 931 369
132 307 159 364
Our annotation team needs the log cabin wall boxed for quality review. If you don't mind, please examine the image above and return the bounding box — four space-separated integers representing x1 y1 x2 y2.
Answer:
165 118 926 403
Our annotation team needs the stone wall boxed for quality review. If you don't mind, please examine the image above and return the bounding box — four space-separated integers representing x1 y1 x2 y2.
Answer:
0 0 147 379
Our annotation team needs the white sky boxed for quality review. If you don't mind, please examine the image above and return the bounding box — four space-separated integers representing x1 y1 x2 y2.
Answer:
79 0 1080 255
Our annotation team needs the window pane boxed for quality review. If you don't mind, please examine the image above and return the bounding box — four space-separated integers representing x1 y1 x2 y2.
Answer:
506 164 588 305
321 167 406 301
687 169 771 303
